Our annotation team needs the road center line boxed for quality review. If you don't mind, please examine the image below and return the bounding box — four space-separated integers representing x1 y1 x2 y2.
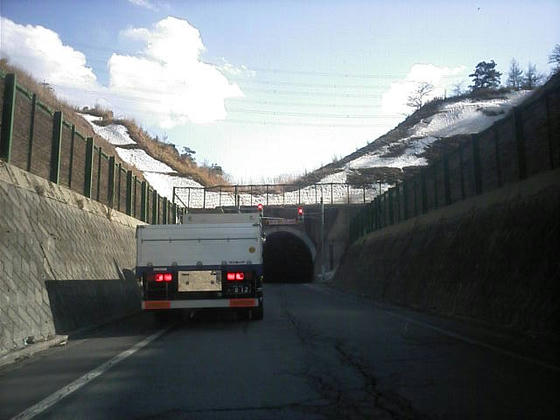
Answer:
304 284 560 373
11 327 172 420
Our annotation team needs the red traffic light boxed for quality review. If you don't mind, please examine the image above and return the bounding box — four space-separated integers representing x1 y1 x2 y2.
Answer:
257 203 263 212
297 206 304 216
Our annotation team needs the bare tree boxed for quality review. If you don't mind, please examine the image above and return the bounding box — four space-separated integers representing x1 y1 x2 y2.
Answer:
522 63 544 89
506 59 523 90
406 82 434 110
549 44 560 73
451 80 466 96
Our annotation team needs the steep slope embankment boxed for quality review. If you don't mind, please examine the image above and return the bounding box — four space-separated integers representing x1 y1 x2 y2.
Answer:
0 161 142 360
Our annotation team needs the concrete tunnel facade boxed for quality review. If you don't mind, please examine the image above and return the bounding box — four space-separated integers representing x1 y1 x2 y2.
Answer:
263 226 316 283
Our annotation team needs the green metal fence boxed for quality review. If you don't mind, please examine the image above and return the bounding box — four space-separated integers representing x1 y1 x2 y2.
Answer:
0 72 182 224
350 77 560 243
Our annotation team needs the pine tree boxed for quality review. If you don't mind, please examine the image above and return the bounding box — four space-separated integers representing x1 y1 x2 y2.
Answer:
469 60 502 91
506 59 523 90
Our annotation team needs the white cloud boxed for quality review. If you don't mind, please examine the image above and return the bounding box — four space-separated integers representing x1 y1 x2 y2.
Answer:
382 64 467 115
217 58 256 78
109 17 243 127
0 17 98 91
128 0 158 11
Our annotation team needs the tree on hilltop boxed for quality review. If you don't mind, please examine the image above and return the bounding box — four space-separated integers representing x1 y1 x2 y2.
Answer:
548 44 560 73
522 63 544 89
406 81 434 110
469 60 501 91
506 59 523 90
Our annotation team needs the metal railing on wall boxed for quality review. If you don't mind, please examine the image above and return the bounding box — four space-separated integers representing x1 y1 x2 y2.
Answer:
349 76 560 243
172 182 381 210
0 72 186 225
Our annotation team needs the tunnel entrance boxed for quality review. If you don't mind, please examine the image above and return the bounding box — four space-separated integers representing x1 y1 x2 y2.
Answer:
263 231 314 283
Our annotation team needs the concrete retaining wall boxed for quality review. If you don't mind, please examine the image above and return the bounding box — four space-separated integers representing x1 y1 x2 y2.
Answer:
0 161 143 357
334 169 560 338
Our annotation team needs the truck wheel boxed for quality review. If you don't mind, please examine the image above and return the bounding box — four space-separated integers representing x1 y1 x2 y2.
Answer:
252 301 264 321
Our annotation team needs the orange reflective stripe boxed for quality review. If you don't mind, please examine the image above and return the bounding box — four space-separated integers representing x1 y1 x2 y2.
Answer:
229 298 257 307
144 300 171 310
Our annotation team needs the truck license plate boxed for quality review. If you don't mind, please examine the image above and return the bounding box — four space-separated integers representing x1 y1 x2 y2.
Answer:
178 271 222 292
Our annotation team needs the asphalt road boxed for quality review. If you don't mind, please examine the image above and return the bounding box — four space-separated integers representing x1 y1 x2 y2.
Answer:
1 283 559 419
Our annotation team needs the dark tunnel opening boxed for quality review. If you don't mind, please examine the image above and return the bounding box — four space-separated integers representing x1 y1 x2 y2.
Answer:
263 231 314 283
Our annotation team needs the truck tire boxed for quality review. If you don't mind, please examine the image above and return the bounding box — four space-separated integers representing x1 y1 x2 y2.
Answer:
252 301 264 320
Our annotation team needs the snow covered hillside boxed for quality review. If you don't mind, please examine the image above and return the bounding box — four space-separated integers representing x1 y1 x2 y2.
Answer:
313 91 532 185
80 113 375 208
80 89 533 209
80 113 204 201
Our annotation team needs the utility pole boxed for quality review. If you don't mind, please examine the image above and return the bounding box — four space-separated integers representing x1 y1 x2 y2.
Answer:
321 196 325 282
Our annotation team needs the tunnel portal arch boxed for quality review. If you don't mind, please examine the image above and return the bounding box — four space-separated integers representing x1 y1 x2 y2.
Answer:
263 227 316 283
264 226 316 262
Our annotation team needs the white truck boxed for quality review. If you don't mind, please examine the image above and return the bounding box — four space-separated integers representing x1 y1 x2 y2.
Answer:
136 213 264 320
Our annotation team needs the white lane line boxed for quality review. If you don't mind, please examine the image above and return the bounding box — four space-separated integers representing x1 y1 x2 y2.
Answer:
11 327 172 420
303 284 560 373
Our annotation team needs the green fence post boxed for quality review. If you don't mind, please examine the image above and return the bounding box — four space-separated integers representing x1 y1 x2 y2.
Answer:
117 164 122 210
472 134 482 194
132 176 138 217
162 198 168 224
152 190 158 224
141 181 147 222
49 111 63 183
494 127 503 187
459 142 466 199
413 177 418 216
108 156 115 208
96 147 102 200
27 94 37 171
0 73 16 162
513 107 527 180
433 165 439 208
544 92 555 169
388 189 394 225
68 124 75 188
125 170 133 216
403 180 409 219
394 183 400 222
84 137 94 198
421 169 428 214
443 154 451 205
172 203 177 224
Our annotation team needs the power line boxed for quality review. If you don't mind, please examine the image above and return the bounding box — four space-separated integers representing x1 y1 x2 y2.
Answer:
225 98 382 109
226 108 401 119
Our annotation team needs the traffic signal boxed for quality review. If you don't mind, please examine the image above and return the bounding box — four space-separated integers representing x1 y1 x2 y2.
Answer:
257 203 263 213
297 206 304 221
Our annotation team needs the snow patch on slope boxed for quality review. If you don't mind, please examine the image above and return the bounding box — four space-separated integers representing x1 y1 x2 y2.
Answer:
115 148 175 173
323 91 531 184
80 113 136 146
144 173 203 201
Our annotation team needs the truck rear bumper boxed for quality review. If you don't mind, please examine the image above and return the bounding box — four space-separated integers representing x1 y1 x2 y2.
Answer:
142 298 259 310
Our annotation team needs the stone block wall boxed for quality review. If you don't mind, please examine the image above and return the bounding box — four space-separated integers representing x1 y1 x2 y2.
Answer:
0 161 143 357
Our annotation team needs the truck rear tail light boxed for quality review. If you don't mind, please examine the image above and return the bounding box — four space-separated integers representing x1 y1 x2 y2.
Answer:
226 272 245 281
154 273 173 282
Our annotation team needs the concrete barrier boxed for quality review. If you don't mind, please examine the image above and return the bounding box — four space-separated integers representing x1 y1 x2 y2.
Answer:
334 169 560 338
0 161 143 357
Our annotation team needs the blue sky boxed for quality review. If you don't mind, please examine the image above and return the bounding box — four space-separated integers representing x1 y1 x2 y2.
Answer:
1 0 559 182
